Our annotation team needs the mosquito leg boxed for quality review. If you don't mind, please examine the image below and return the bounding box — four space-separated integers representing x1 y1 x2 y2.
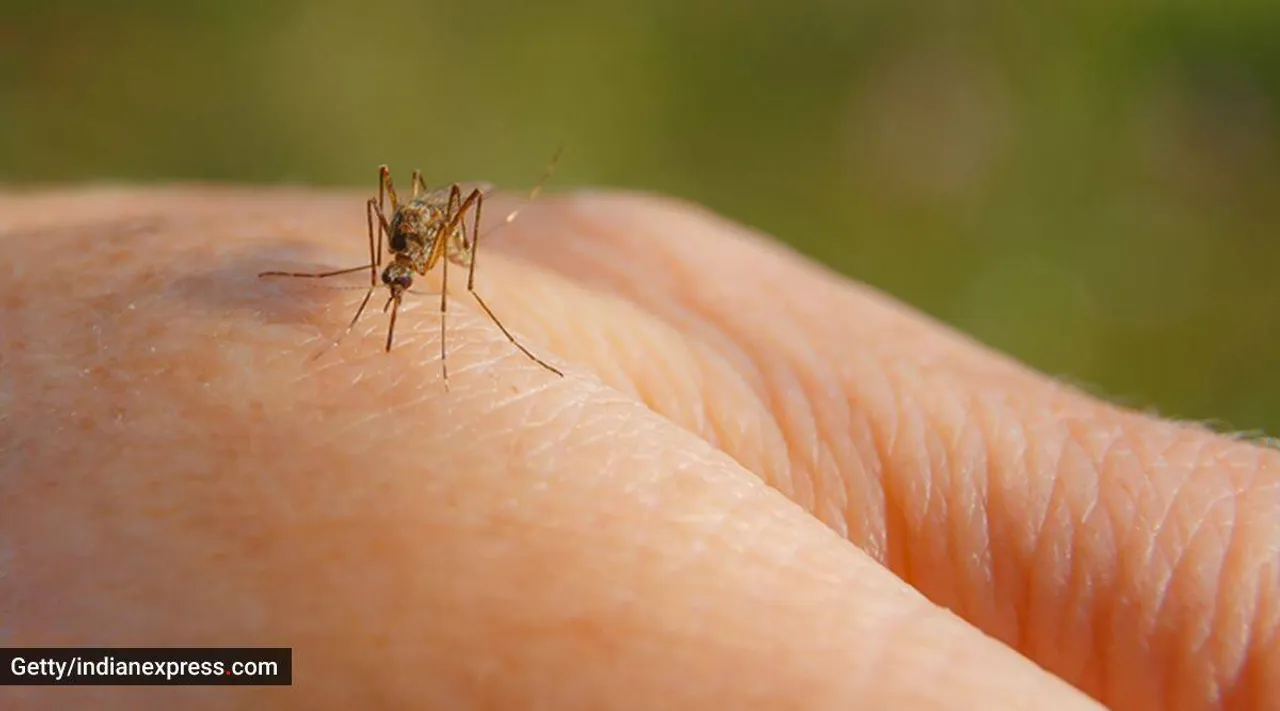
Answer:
439 238 450 392
259 264 374 279
363 198 381 285
260 195 387 282
466 286 564 377
446 182 463 223
379 165 400 212
414 184 464 391
466 186 483 291
440 186 481 237
434 182 468 265
372 206 392 270
462 189 564 378
336 285 376 346
308 284 377 361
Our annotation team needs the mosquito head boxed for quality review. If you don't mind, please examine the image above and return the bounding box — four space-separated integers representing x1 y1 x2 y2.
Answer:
381 263 414 298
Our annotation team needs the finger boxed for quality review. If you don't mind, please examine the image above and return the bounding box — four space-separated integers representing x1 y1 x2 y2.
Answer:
0 188 1104 711
485 191 1280 711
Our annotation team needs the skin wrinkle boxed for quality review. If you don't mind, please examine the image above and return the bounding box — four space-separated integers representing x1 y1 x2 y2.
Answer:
816 438 850 540
884 373 934 591
831 357 871 546
843 397 889 561
1187 491 1238 679
939 391 982 623
514 195 1280 709
946 386 994 626
691 353 791 491
547 206 794 452
1141 432 1242 708
1216 528 1261 706
768 360 821 516
953 389 999 635
1007 394 1273 708
917 386 958 612
544 206 808 502
1102 421 1173 707
986 391 1033 643
878 377 918 576
796 337 861 540
765 263 864 514
453 230 796 495
1200 493 1236 706
1213 483 1271 704
727 233 906 540
531 283 656 400
882 358 960 599
685 353 727 453
1063 437 1109 691
1113 455 1168 707
814 308 1024 581
625 319 713 439
637 343 704 438
1062 446 1109 666
542 206 764 378
1034 428 1082 656
961 389 1005 629
740 307 882 541
860 353 931 555
1253 581 1280 707
527 267 791 490
842 351 898 566
1147 438 1212 708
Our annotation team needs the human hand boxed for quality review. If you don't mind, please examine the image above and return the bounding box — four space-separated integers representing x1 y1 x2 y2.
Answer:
1 185 1275 710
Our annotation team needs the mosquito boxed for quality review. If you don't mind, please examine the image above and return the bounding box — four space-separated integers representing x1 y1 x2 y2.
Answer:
259 150 565 390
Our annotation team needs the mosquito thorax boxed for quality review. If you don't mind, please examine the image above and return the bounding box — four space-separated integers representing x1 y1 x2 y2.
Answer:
388 203 441 253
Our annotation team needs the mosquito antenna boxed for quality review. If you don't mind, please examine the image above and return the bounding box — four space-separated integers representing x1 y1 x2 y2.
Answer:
379 165 400 213
473 146 562 243
309 285 376 361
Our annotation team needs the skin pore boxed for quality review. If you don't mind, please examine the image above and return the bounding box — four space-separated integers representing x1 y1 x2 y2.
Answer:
0 186 1276 711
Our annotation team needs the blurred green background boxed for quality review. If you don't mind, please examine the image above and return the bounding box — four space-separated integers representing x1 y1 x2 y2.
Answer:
2 1 1277 436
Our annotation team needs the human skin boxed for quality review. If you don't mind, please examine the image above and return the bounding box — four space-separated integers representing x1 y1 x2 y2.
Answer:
0 185 1276 711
